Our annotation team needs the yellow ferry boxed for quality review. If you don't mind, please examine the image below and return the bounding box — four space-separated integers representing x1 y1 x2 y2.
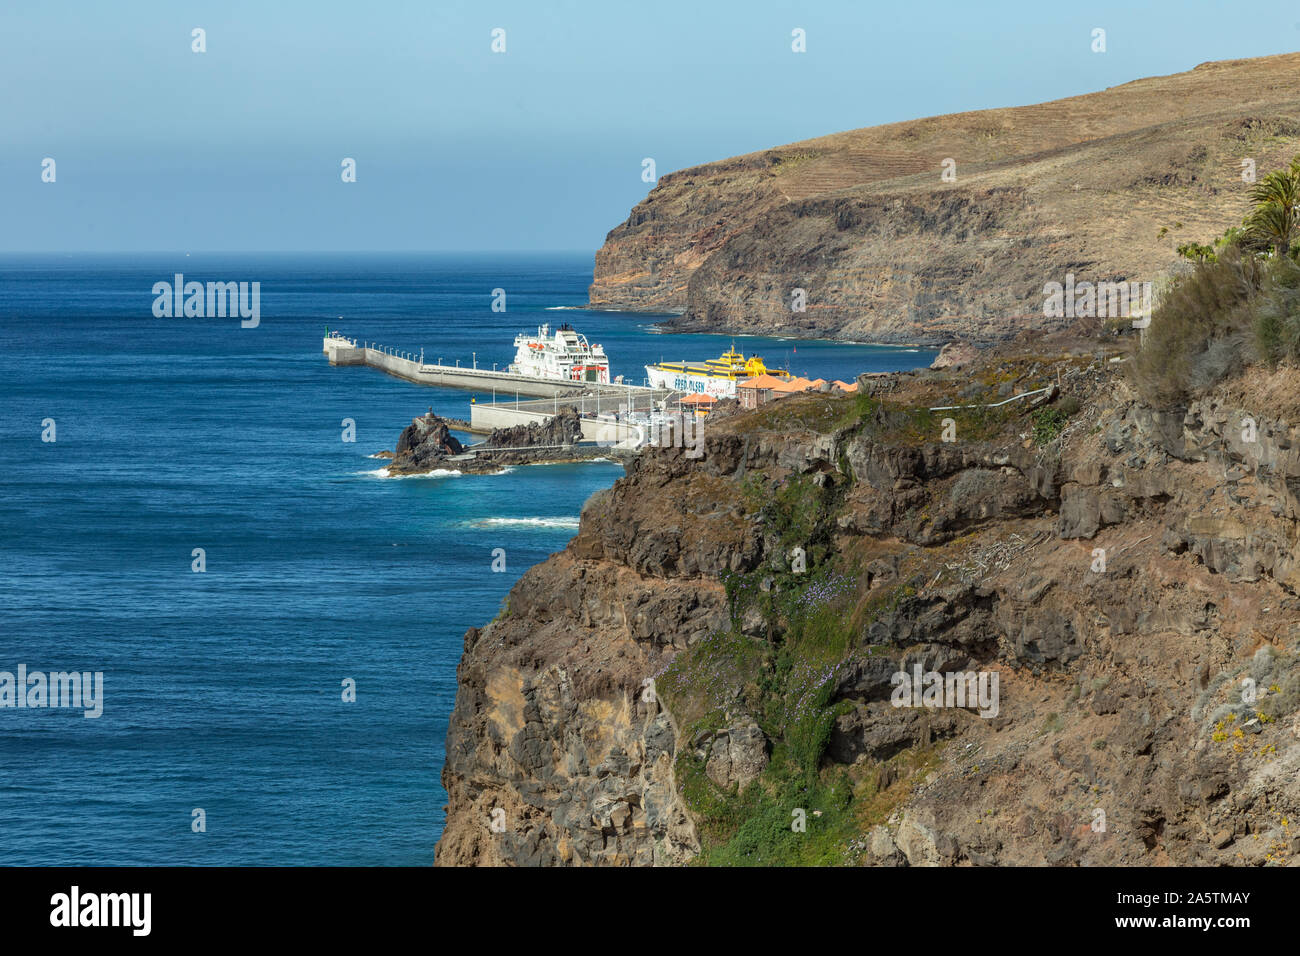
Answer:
645 345 791 398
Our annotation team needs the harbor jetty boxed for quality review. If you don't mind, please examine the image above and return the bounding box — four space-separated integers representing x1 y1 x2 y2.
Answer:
324 332 601 398
324 332 674 444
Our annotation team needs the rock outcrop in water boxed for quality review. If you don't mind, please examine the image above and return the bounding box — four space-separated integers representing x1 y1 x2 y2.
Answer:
589 53 1300 344
436 334 1300 866
387 407 615 476
390 413 464 473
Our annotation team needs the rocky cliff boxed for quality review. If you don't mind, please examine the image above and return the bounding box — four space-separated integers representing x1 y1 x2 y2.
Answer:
436 334 1300 866
589 53 1300 344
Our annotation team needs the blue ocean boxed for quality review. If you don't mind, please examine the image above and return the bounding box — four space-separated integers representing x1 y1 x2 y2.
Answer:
0 253 934 865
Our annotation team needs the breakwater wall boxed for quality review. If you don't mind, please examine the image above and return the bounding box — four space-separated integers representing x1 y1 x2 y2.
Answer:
325 334 632 399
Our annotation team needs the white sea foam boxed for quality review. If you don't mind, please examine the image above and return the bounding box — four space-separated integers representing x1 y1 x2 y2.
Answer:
358 467 463 479
471 516 581 529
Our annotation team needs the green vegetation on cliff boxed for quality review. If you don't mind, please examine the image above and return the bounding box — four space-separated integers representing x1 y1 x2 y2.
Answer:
1134 154 1300 405
657 471 939 866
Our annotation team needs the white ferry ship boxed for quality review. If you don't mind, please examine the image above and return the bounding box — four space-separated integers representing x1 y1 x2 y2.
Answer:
509 323 610 384
645 345 791 398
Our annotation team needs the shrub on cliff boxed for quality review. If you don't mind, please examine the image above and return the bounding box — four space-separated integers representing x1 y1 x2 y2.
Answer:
1030 406 1069 446
1137 156 1300 404
1176 226 1246 264
1130 246 1263 405
1253 256 1300 365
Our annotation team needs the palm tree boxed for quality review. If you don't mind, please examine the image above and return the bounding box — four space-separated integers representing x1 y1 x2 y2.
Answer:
1247 200 1294 258
1245 159 1300 258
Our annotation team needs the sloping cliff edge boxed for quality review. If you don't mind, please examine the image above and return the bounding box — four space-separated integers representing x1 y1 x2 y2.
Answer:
435 337 1300 866
588 53 1300 343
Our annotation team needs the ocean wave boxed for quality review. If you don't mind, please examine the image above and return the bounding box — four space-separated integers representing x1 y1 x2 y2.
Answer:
357 467 462 479
544 305 582 311
470 516 581 529
358 464 519 479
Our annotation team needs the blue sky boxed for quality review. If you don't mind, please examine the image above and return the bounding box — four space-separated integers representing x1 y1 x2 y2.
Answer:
3 0 1298 252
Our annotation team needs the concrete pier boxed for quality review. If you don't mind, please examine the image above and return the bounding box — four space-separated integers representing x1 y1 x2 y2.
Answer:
324 333 674 445
325 333 616 398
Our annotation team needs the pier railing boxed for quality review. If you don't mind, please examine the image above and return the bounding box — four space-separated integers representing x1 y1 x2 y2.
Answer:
325 333 664 398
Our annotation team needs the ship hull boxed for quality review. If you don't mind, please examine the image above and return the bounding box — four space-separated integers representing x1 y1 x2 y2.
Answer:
644 365 738 398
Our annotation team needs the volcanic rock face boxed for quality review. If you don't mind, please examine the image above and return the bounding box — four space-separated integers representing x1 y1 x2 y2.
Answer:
434 446 754 865
390 413 463 473
481 407 583 453
436 342 1300 866
589 53 1300 343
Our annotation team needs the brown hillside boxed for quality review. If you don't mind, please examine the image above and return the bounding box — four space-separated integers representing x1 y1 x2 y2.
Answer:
589 52 1300 344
